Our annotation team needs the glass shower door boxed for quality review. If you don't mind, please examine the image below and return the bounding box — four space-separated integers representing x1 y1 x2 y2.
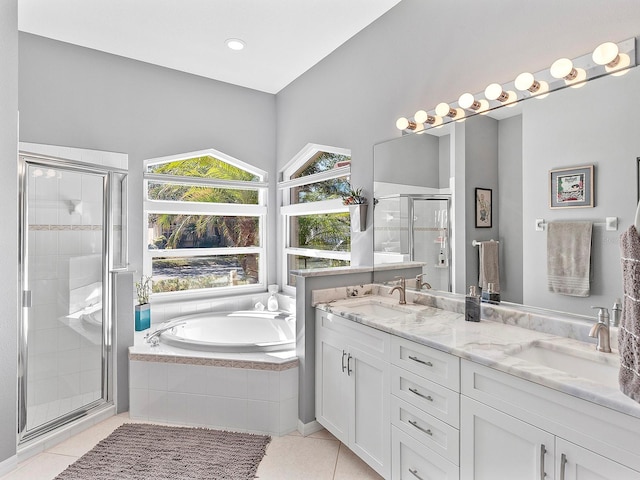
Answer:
20 160 110 441
412 197 451 292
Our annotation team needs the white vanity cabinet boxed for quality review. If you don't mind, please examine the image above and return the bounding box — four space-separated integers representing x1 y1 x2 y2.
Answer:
460 360 640 479
390 337 460 480
315 310 391 478
461 396 555 479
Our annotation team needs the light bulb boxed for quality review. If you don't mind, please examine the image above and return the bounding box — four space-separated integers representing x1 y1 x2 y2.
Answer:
396 117 416 131
414 110 443 126
458 93 489 113
550 58 576 80
610 53 631 76
515 72 549 98
414 110 429 124
435 102 455 118
515 72 536 91
485 83 512 103
592 42 619 66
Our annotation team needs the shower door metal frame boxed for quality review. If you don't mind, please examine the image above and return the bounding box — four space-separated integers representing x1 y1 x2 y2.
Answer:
18 152 126 445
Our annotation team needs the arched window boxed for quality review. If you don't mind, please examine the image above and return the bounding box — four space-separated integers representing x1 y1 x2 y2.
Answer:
280 144 351 288
144 149 267 296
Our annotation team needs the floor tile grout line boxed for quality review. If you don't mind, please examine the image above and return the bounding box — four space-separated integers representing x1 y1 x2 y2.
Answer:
331 442 342 480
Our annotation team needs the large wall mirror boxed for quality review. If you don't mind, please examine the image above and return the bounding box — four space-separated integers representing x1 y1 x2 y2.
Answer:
373 63 640 318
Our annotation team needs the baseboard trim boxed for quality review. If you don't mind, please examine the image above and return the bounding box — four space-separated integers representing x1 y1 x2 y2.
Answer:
297 419 323 437
0 454 18 477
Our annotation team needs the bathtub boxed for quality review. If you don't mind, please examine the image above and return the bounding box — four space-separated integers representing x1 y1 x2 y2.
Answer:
129 308 299 436
154 310 296 353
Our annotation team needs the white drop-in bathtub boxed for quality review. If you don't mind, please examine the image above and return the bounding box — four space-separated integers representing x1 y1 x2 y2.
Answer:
156 310 296 353
128 309 299 436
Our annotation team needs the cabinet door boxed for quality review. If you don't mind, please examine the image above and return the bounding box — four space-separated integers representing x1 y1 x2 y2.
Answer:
349 343 391 479
460 396 555 480
315 328 348 444
556 438 640 480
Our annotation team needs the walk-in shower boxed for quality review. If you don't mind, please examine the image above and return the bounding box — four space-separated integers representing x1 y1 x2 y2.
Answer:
18 151 127 445
374 194 452 291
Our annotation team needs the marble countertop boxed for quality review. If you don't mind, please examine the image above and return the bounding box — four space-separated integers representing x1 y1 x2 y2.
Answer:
316 294 640 420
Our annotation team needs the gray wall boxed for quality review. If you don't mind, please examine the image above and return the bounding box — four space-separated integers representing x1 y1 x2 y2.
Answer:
0 0 18 465
276 0 640 272
522 69 640 316
374 133 440 189
464 116 499 291
19 33 277 284
498 115 524 304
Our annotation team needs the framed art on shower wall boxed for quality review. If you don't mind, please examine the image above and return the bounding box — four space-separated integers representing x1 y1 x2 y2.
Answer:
475 188 492 228
549 165 594 209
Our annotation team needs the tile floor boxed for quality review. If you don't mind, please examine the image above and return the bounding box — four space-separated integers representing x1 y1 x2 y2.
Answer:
1 413 383 480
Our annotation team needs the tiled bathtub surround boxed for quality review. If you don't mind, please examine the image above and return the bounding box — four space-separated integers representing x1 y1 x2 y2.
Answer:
128 351 298 436
128 296 299 438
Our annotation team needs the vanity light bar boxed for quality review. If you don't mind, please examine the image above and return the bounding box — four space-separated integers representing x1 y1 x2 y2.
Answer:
396 38 636 132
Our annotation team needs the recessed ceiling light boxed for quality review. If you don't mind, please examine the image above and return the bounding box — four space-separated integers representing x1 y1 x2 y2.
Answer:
226 38 245 51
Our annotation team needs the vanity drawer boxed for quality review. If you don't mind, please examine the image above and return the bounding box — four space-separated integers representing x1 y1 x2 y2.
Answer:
392 426 459 480
391 336 460 391
392 365 459 428
391 395 459 466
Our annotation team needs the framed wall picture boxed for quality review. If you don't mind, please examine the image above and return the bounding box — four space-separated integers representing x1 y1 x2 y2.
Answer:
549 165 594 209
475 187 492 228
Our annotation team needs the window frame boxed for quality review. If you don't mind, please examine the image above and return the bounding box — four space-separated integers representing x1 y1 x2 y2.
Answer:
279 144 352 295
143 148 268 300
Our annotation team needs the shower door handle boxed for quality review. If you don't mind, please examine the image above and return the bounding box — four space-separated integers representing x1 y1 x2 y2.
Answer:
22 290 32 308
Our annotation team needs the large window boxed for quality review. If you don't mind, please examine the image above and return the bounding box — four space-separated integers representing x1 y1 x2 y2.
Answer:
144 150 267 296
280 145 352 287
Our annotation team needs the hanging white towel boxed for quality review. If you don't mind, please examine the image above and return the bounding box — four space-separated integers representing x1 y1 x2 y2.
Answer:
478 240 500 293
547 221 592 297
619 225 640 402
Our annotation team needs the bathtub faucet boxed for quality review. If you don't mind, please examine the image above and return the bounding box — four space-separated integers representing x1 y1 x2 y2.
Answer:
145 321 186 347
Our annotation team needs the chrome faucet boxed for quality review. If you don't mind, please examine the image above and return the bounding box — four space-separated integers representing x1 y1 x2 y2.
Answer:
415 274 432 290
145 321 186 347
390 276 407 305
589 306 611 353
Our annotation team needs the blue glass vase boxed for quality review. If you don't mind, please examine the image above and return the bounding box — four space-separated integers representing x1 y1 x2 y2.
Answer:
135 304 151 331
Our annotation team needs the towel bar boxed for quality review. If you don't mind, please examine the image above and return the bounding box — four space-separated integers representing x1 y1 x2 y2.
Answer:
535 217 617 232
472 239 499 247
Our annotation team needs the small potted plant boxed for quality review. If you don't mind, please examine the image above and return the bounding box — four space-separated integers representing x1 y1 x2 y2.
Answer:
341 184 368 232
135 275 152 331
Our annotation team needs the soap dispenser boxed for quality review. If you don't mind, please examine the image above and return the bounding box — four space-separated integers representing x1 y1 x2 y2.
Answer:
267 284 279 312
465 286 481 322
612 298 622 327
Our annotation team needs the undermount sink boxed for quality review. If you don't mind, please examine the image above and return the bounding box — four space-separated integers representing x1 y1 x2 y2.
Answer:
509 342 620 389
340 299 411 318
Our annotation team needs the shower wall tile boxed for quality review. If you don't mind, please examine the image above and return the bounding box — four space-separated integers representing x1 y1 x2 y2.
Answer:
58 373 80 399
58 349 80 376
57 327 81 351
57 231 82 255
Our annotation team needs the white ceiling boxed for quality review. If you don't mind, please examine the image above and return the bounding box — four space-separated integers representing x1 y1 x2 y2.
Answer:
18 0 401 94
